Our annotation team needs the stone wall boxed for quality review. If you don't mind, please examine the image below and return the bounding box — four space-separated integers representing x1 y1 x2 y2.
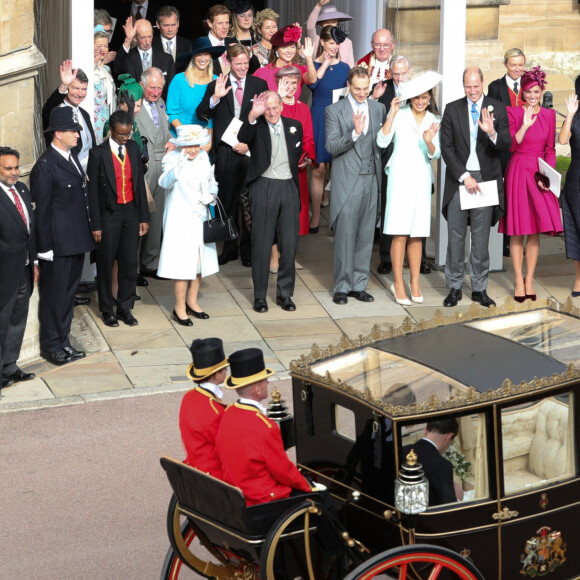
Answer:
0 0 45 362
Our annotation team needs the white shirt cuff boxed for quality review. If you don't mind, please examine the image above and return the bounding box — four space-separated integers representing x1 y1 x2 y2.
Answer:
352 130 360 142
459 172 470 183
38 250 54 261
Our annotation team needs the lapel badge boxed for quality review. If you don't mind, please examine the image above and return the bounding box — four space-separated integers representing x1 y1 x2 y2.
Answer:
520 526 567 577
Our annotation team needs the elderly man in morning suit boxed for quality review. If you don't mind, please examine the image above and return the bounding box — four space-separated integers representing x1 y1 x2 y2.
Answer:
0 148 37 389
135 67 172 279
325 67 386 305
440 66 511 308
357 28 395 87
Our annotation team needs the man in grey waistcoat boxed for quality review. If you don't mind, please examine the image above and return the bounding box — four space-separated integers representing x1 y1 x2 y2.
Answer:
135 67 171 278
325 67 386 305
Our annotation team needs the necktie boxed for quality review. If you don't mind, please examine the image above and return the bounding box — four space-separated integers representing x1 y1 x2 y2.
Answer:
9 187 27 226
165 40 173 55
272 124 280 139
150 102 159 126
135 6 143 21
142 51 149 69
513 81 519 95
118 145 124 161
235 81 243 106
471 102 479 125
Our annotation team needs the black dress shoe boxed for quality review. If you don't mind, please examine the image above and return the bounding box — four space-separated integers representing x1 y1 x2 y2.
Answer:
218 253 238 266
276 296 296 311
241 257 252 268
348 290 374 302
186 305 210 319
117 310 139 326
377 261 392 275
333 292 348 305
1 377 14 389
136 274 149 287
63 346 86 360
253 299 268 313
4 368 36 383
141 270 165 280
41 350 74 366
74 296 91 306
471 290 496 308
76 282 97 293
443 288 462 307
420 262 432 275
102 311 119 327
172 310 193 326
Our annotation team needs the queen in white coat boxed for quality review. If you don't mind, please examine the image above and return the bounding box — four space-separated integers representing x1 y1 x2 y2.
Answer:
377 70 442 306
158 125 219 326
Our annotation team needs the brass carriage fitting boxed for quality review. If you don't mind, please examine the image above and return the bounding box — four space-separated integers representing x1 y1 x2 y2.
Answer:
351 490 360 501
341 531 356 547
383 509 394 520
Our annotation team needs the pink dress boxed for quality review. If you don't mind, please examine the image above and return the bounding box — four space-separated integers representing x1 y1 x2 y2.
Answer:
499 106 562 236
253 63 309 92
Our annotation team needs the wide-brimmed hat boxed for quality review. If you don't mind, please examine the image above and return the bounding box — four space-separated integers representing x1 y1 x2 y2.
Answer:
118 74 143 102
397 70 442 101
169 124 211 147
177 36 227 64
225 0 252 15
44 106 83 133
316 4 352 24
270 25 302 48
187 338 229 381
225 348 274 389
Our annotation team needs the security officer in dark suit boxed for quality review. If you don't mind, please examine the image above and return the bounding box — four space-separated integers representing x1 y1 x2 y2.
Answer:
88 110 150 328
30 108 96 366
0 147 37 388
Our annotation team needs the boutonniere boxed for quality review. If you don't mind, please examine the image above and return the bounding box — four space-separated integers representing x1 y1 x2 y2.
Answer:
487 105 494 113
289 127 297 134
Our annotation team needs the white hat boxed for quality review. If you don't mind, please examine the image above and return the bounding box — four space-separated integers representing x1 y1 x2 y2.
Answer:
398 71 442 101
169 124 211 147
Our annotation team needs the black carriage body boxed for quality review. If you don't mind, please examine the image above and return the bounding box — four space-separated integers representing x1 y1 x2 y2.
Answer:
290 305 580 580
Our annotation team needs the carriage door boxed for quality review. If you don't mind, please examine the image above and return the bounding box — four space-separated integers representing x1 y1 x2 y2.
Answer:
496 392 579 579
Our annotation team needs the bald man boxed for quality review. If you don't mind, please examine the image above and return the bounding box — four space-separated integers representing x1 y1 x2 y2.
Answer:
115 17 175 100
357 28 395 87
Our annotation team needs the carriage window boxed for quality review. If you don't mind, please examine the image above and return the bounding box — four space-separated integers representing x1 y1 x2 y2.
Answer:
333 404 356 442
501 393 575 495
399 413 489 508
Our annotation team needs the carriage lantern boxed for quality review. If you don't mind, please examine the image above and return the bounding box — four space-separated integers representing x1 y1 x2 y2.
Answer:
394 450 429 515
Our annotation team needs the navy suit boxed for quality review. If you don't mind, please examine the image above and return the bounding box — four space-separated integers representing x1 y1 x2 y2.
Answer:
30 146 95 352
0 182 36 378
88 139 150 313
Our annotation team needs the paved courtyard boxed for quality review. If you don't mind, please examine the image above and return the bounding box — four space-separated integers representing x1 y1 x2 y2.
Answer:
0 211 576 411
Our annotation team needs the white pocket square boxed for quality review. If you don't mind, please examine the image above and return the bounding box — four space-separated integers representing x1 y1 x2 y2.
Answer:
295 141 301 147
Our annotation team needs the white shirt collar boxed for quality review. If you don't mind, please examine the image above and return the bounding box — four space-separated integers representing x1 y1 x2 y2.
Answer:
505 75 520 91
109 136 125 156
347 93 367 111
229 74 244 88
199 381 223 399
51 143 73 161
208 32 225 47
422 437 440 451
138 47 152 58
238 397 268 415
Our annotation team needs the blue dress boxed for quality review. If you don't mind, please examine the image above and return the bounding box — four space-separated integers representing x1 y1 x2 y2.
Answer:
310 61 349 164
166 73 216 136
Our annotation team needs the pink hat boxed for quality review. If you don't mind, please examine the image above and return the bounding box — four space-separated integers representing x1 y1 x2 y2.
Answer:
520 66 547 92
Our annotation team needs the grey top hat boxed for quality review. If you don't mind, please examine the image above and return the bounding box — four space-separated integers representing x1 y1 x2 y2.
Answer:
44 106 83 133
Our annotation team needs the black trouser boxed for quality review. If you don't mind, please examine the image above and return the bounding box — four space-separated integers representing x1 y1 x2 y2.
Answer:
215 144 252 261
39 254 84 351
96 201 139 313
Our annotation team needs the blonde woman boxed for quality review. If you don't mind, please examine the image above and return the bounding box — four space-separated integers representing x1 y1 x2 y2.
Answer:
252 8 279 67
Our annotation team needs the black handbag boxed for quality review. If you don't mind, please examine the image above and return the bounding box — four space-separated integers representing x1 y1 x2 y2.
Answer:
203 196 239 243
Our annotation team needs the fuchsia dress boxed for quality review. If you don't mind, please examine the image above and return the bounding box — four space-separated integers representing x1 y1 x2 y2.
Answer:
499 106 562 236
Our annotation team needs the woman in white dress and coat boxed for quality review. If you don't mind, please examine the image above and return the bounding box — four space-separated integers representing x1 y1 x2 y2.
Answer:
158 125 219 326
377 71 442 305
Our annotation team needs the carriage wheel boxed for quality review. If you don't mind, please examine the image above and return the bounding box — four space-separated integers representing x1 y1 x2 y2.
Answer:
160 494 256 580
343 544 485 580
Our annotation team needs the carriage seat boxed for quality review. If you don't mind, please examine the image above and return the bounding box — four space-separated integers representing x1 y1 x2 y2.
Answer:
160 456 321 541
502 398 571 494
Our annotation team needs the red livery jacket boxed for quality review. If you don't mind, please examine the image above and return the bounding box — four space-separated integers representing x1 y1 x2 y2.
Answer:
216 402 312 506
356 51 392 83
179 385 226 479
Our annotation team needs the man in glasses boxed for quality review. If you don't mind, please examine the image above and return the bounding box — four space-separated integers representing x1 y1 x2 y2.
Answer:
87 110 150 328
357 28 395 87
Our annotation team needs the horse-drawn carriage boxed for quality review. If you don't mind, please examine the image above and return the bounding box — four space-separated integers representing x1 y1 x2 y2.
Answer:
160 300 580 579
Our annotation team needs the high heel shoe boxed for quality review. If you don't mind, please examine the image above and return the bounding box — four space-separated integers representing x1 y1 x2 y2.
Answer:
523 277 536 301
172 310 193 326
390 283 411 306
572 290 580 298
186 305 210 319
410 290 424 304
514 283 526 303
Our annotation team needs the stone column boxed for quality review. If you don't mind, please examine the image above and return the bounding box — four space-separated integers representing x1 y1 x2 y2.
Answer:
0 0 46 363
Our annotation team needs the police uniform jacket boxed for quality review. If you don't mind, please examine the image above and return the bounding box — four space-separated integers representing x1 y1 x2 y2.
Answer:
179 385 226 479
216 402 311 506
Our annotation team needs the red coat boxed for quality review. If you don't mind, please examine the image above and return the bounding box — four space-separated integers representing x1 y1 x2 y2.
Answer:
357 51 392 82
216 402 312 506
179 386 226 479
281 99 316 235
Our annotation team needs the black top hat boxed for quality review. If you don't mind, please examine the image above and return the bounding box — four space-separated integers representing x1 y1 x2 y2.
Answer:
44 106 83 133
225 348 274 389
177 36 227 64
187 338 229 381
